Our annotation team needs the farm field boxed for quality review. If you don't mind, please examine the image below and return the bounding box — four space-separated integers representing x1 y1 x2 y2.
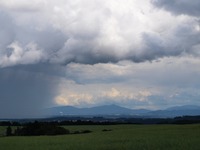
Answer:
0 124 200 150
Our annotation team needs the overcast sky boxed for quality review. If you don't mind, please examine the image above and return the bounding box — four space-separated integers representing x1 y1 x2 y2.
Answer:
0 0 200 118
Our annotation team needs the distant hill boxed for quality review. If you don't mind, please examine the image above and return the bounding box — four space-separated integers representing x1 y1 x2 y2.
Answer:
44 104 200 118
146 105 200 118
166 105 200 111
45 104 150 117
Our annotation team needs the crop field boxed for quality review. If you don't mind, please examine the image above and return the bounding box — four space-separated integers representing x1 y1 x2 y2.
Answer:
0 124 200 150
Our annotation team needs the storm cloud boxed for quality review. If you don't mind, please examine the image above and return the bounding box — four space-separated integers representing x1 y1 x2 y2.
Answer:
0 0 200 118
0 65 59 118
0 0 200 67
152 0 200 17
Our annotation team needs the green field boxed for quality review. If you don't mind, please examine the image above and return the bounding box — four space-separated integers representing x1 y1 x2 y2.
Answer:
0 124 200 150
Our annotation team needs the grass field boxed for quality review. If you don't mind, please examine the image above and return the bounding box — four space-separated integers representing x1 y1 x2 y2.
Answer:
0 124 200 150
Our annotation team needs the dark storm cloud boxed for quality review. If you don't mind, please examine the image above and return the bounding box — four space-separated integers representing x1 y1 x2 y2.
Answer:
15 27 67 55
0 0 200 118
0 11 15 52
152 0 200 17
0 10 68 67
0 65 60 118
1 0 200 67
142 23 200 60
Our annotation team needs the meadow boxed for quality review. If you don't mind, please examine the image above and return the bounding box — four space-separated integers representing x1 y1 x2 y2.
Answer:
0 124 200 150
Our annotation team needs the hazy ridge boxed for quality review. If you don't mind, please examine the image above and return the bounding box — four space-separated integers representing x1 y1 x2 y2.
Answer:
45 104 200 118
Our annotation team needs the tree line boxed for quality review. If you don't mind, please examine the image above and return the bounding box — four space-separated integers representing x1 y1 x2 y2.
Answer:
6 121 91 136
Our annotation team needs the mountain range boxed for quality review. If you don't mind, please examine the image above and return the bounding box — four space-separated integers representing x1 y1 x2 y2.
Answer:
45 104 200 118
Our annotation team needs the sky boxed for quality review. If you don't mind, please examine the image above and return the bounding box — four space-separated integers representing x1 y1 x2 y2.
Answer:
0 0 200 118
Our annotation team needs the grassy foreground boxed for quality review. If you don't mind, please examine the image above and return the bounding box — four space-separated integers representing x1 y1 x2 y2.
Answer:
0 124 200 150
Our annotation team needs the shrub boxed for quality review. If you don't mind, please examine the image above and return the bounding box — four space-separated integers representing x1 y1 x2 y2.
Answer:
12 121 69 136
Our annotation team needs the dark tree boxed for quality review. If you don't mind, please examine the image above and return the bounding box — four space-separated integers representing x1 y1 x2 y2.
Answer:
6 126 12 136
13 121 70 136
14 127 21 136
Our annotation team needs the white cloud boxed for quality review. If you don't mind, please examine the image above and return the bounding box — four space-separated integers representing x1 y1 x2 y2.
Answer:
55 93 94 106
0 0 199 66
54 81 154 108
53 55 200 108
0 41 44 67
101 88 152 102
